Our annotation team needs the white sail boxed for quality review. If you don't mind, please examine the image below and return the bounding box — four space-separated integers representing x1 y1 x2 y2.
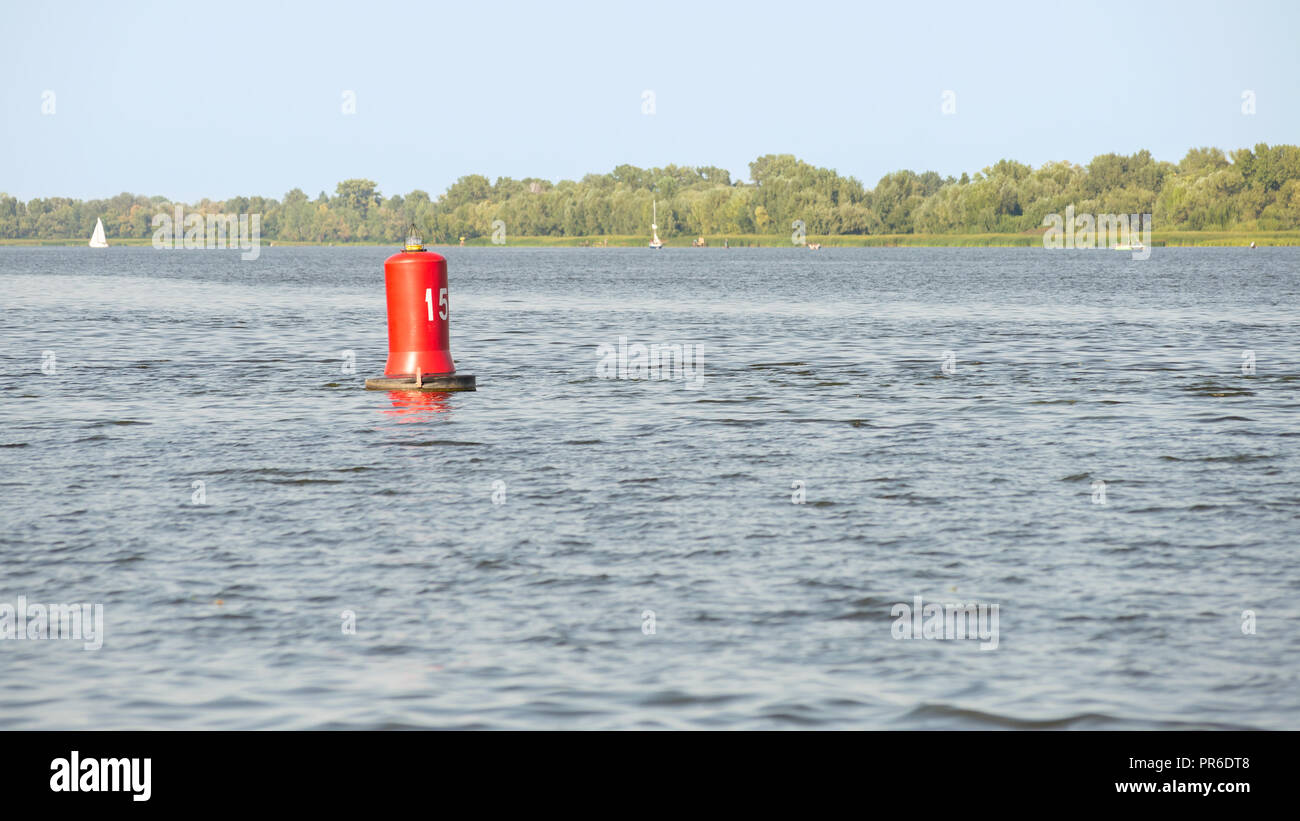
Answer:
89 218 109 248
649 200 663 248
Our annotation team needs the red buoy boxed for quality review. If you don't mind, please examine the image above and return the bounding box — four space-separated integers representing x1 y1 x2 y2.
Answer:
365 227 476 391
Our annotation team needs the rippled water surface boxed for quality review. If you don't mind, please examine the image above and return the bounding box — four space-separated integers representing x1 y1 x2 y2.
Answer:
1 246 1297 729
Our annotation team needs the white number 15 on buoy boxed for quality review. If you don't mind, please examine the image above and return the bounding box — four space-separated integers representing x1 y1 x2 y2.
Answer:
425 287 448 321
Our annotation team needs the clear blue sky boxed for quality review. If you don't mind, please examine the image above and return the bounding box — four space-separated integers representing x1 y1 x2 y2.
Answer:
2 0 1297 201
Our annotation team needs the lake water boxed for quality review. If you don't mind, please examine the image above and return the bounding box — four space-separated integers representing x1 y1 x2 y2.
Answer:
1 245 1297 729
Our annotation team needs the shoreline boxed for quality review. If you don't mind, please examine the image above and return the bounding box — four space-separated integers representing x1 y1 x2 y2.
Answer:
3 230 1297 248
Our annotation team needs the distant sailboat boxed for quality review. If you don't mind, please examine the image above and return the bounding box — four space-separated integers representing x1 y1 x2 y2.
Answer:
649 200 664 249
89 218 109 248
1114 221 1145 252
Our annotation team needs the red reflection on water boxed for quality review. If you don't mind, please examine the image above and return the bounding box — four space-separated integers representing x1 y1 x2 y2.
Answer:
381 390 454 421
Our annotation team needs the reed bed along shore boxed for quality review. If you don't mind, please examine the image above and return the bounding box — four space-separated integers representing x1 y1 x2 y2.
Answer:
6 230 1299 248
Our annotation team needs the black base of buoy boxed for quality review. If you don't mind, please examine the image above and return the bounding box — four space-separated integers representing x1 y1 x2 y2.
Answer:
365 373 477 391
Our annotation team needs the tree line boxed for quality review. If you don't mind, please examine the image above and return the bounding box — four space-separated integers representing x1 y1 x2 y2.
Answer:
3 144 1298 243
